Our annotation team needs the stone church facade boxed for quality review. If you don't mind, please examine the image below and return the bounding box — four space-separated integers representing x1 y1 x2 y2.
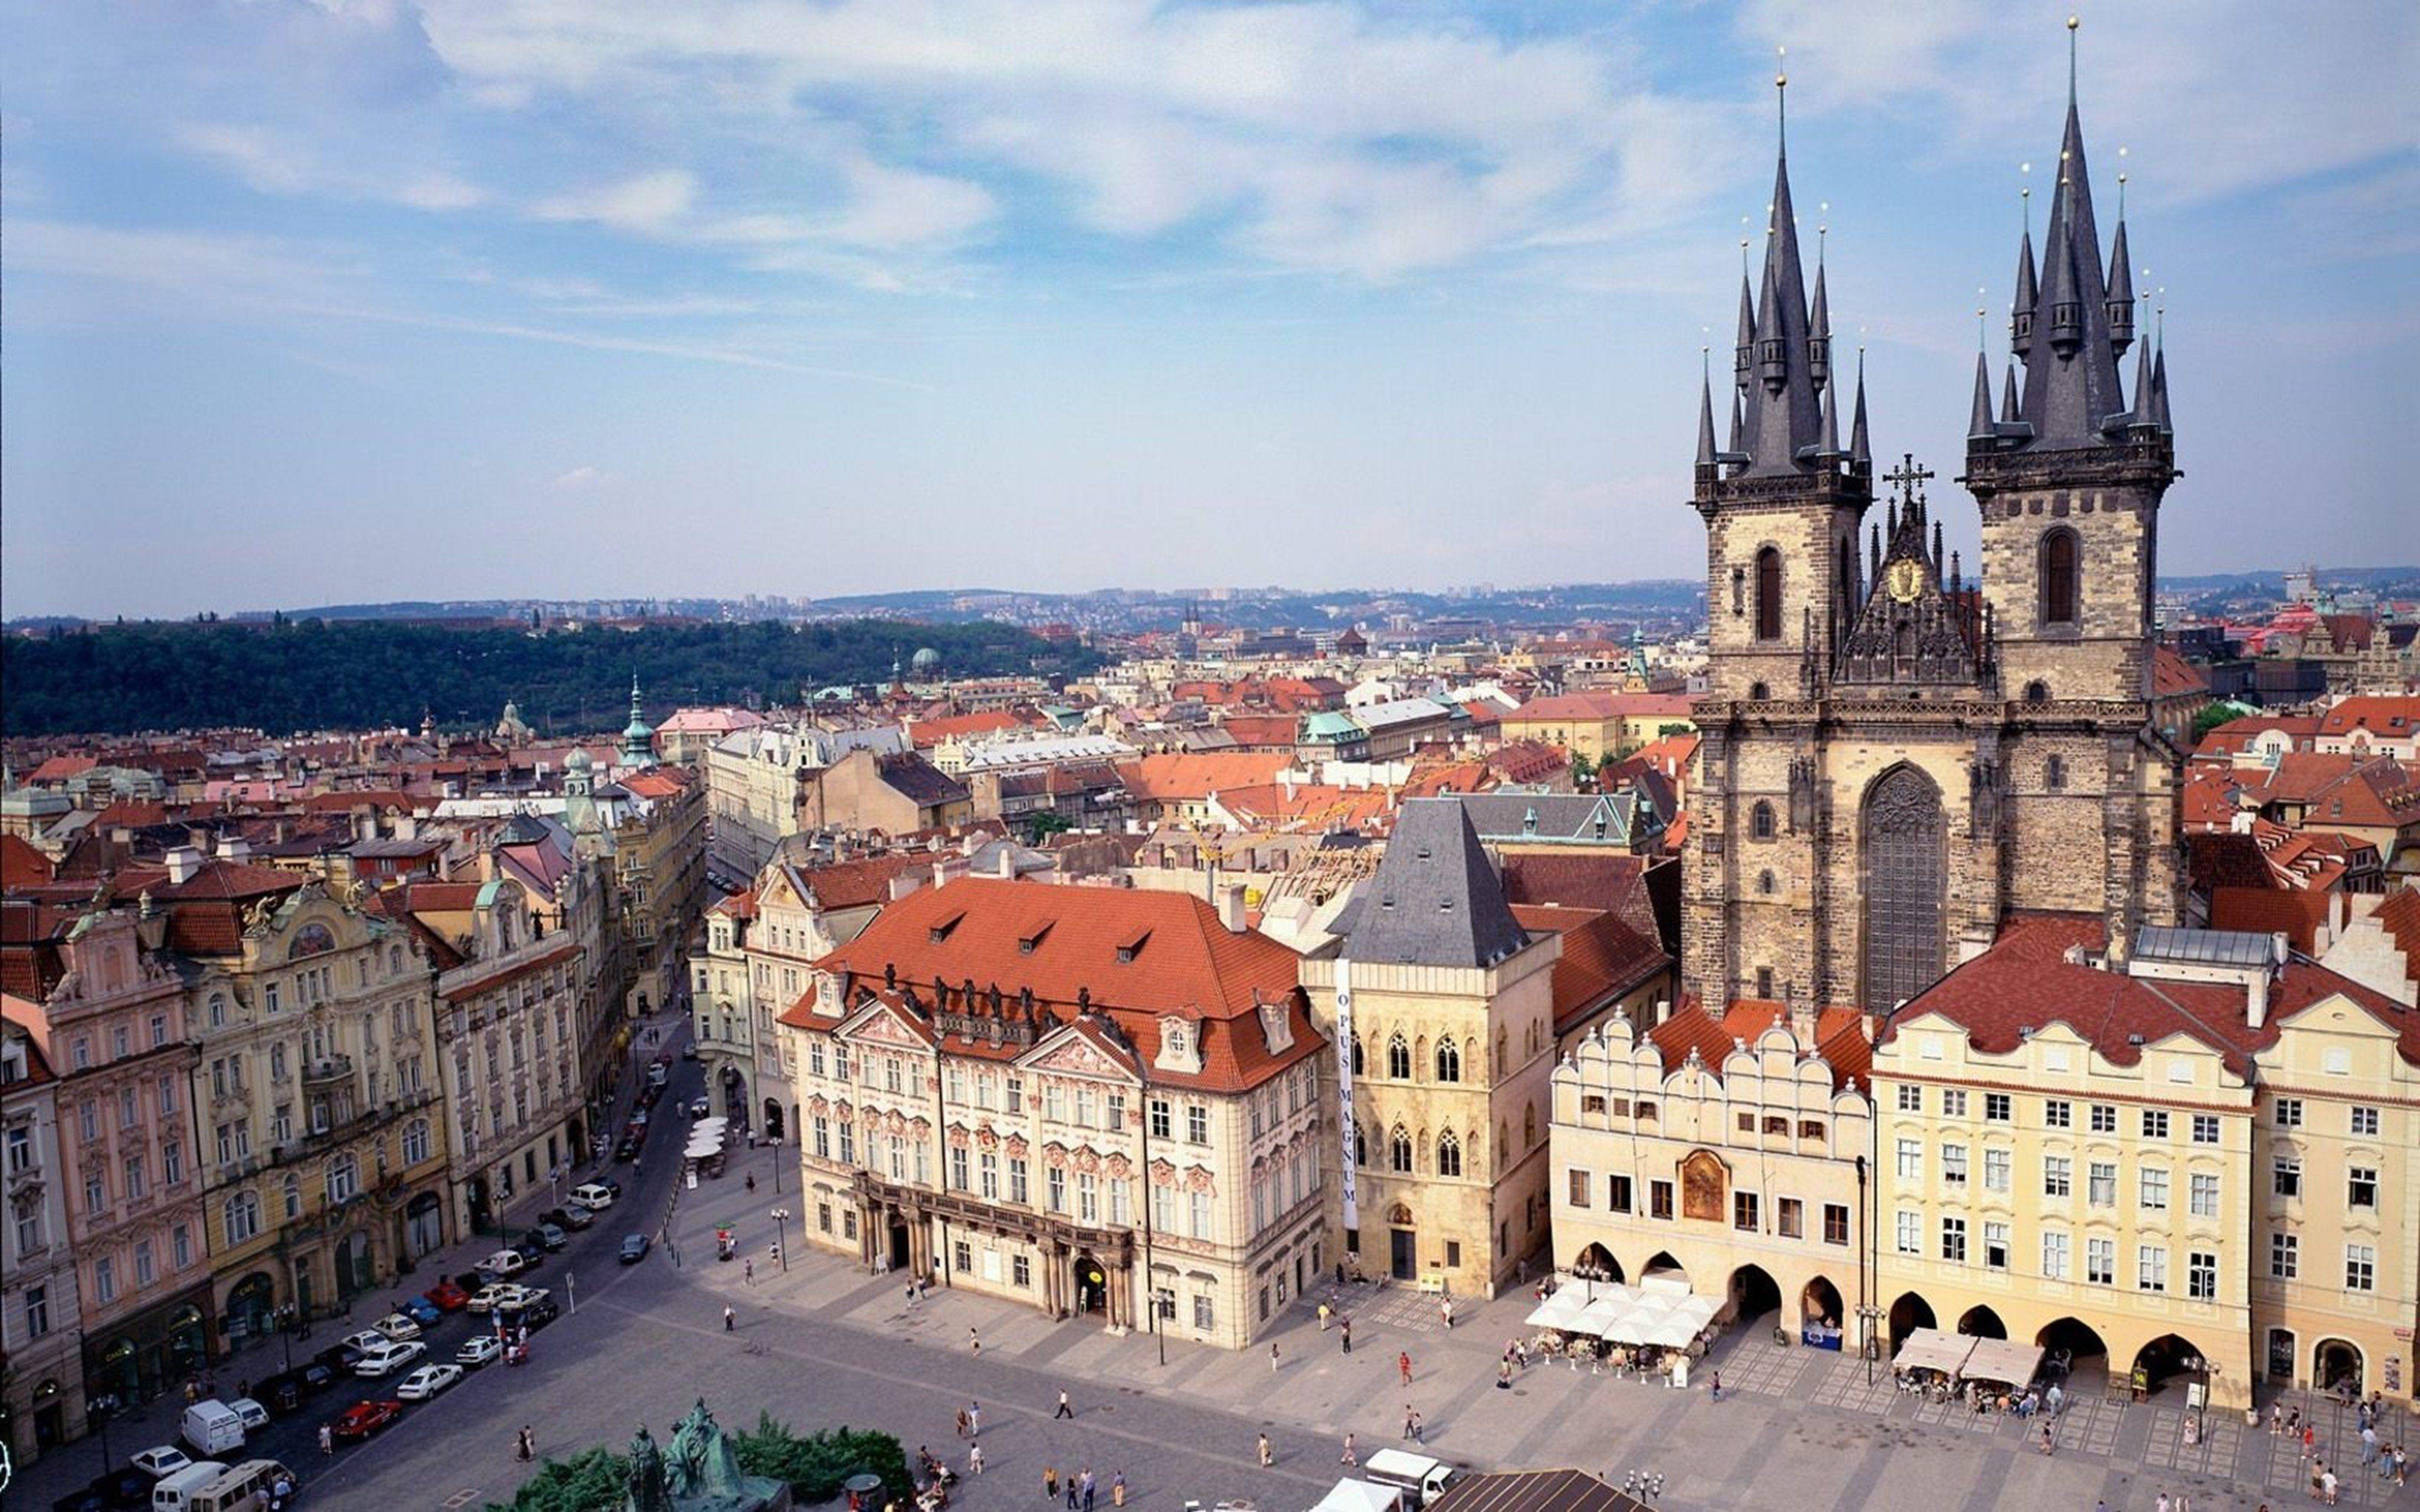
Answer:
1681 68 2182 1018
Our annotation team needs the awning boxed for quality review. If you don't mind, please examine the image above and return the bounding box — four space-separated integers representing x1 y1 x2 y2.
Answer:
1958 1337 2046 1387
1557 1282 1720 1346
1523 1286 1595 1331
1894 1328 1977 1377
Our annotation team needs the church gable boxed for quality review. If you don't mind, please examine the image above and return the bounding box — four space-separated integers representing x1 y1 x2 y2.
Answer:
1834 458 1995 691
1021 1023 1136 1081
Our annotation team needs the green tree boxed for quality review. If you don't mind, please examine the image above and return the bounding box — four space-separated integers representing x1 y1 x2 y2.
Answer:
1569 749 1600 787
485 1446 626 1512
733 1416 912 1505
2188 702 2239 745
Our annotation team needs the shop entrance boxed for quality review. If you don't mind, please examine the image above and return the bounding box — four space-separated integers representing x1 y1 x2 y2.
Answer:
1074 1253 1110 1314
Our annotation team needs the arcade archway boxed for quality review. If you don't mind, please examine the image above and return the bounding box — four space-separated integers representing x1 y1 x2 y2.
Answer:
1957 1305 2008 1340
1800 1276 1844 1330
1886 1292 1935 1354
2131 1334 2206 1399
1728 1264 1781 1325
2315 1338 2364 1395
1572 1243 1623 1285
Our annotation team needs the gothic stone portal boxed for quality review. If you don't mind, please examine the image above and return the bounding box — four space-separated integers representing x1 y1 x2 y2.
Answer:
1862 766 1946 1011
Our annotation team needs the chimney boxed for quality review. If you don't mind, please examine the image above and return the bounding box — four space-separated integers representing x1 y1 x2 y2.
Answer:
166 846 203 885
997 846 1016 879
2246 934 2286 1030
215 835 250 863
1653 997 1672 1026
1219 883 1249 934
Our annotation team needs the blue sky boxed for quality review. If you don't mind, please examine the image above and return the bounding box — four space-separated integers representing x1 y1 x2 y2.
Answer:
4 1 2412 619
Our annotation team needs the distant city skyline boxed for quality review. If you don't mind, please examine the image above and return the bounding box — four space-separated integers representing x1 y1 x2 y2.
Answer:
4 1 2410 619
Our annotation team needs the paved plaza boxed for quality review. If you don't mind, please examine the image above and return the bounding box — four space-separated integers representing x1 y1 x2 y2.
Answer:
20 1038 2414 1512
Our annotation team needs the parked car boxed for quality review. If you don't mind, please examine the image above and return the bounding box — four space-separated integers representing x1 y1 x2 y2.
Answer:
499 1292 560 1332
545 1204 594 1231
571 1182 617 1211
613 1135 642 1162
532 1222 568 1251
395 1363 463 1401
328 1400 404 1441
628 1109 651 1129
399 1295 445 1326
341 1328 390 1355
619 1233 652 1265
509 1242 547 1271
456 1335 505 1368
371 1311 423 1341
636 1083 662 1110
298 1361 339 1395
468 1283 538 1314
476 1249 530 1280
424 1279 471 1312
131 1446 195 1479
352 1339 427 1377
313 1344 365 1375
226 1397 272 1434
688 1096 711 1118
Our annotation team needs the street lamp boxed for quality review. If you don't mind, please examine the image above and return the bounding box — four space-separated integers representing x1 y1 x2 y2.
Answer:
769 1208 791 1272
1856 1305 1883 1386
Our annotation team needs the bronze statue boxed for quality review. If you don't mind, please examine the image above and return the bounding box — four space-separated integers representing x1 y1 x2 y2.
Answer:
626 1426 676 1512
666 1398 745 1499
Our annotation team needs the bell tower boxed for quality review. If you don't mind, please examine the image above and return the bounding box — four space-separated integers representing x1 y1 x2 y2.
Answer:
1964 16 2176 706
1695 65 1873 704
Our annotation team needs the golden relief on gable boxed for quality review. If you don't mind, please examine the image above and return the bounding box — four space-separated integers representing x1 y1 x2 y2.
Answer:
1680 1149 1728 1223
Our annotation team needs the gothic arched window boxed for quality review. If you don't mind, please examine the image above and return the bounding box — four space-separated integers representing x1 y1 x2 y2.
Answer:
1754 547 1784 641
1758 870 1776 896
1837 534 1857 610
1434 1039 1460 1083
1355 1127 1367 1167
1524 1104 1539 1148
1862 764 1947 1011
1436 1129 1462 1178
2024 680 2050 705
1386 1033 1411 1080
1350 1037 1364 1077
1389 1126 1413 1173
1750 801 1776 840
2046 755 2067 790
2039 528 2081 626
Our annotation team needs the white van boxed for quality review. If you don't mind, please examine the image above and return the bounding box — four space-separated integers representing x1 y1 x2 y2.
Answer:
188 1458 296 1512
151 1460 231 1512
1359 1450 1460 1508
180 1400 247 1456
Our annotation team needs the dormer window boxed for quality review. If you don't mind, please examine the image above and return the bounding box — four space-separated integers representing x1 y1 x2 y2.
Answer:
1116 930 1150 964
927 911 966 945
1018 923 1052 956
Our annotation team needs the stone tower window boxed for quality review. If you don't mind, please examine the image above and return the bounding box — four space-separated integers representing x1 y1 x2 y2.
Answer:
2039 528 2081 625
1436 1130 1462 1177
1434 1040 1461 1083
1754 548 1784 641
1386 1034 1411 1080
2045 755 2066 790
1862 765 1947 1009
2025 680 2050 705
1750 801 1776 840
1758 870 1776 896
1756 966 1774 999
1389 1126 1413 1173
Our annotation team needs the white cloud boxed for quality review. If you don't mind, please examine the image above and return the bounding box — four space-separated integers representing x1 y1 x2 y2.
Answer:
550 464 611 490
175 121 492 211
534 169 698 233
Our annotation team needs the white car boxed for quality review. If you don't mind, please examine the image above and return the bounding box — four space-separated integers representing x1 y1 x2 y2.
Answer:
569 1182 616 1211
395 1363 464 1401
457 1334 505 1367
373 1311 424 1341
341 1328 390 1354
132 1445 195 1479
352 1338 427 1377
477 1249 530 1279
227 1398 272 1433
468 1282 538 1314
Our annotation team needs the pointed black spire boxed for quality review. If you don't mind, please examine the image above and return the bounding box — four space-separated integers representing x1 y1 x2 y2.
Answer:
1869 521 1883 584
1817 365 1841 456
2001 362 2021 424
1849 351 1870 466
2011 229 2038 361
2149 341 2172 432
1729 386 1745 452
2130 323 2154 424
1808 257 1833 392
1696 363 1718 468
2006 19 2129 449
2105 216 2136 354
1931 517 1944 573
1736 63 1825 474
1733 270 1756 391
1968 351 1996 440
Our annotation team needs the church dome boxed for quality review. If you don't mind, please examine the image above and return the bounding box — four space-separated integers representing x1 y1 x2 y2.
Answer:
565 748 593 770
911 647 941 673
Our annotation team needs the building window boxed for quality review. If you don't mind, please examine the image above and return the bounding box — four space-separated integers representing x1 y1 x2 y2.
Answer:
1078 1173 1099 1224
1734 1192 1760 1232
1942 1144 1968 1188
1010 1158 1029 1206
1012 1254 1032 1288
1047 1167 1066 1213
1189 1191 1210 1239
2348 1167 2378 1209
1192 1293 1215 1331
2274 1098 2302 1130
94 1256 116 1304
1895 1210 1920 1255
1940 1216 1966 1263
1436 1127 1465 1177
2087 1237 2114 1286
2189 1172 2220 1218
1897 1084 1921 1113
2139 1167 2168 1211
2188 1251 2217 1301
1390 1127 1413 1174
1754 547 1783 641
1650 1180 1674 1220
1387 1034 1411 1080
1750 801 1776 841
2044 755 2066 790
226 1190 261 1243
2345 1104 2379 1138
327 1153 359 1205
1896 1139 1921 1181
1983 1148 2010 1193
1942 1089 1968 1119
2141 1109 2169 1139
2269 1233 2298 1279
2137 1245 2167 1293
1148 1098 1171 1139
2039 528 2080 626
2088 1103 2116 1134
2044 1098 2070 1129
1435 1040 1460 1083
1186 1105 1209 1145
1568 1170 1591 1208
2088 1161 2116 1207
2272 1156 2301 1198
1777 1197 1803 1239
1983 1221 2010 1271
979 1152 999 1201
2041 1231 2070 1280
1983 1093 2011 1123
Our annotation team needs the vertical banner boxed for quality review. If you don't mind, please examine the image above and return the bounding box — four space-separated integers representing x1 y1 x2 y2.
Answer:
1334 956 1358 1232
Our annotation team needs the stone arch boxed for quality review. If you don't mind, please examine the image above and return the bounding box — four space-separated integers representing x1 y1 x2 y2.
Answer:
2131 1333 2207 1400
1727 1263 1781 1325
1387 1032 1411 1080
1434 1038 1461 1083
1573 1242 1621 1283
2035 1316 2107 1372
1886 1291 1936 1355
1641 1251 1686 1285
1800 1274 1844 1331
1434 1128 1461 1178
2039 526 2081 626
1750 800 1776 840
1860 763 1946 1010
1957 1304 2008 1340
1388 1124 1413 1173
2314 1337 2364 1395
1754 546 1784 641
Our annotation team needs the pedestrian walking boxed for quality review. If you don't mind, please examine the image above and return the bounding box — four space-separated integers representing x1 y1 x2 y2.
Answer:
1270 1343 1281 1373
745 1258 754 1285
2364 1426 2379 1465
724 1305 736 1331
1065 1477 1079 1511
319 1424 334 1456
2271 1402 2284 1435
2323 1466 2340 1505
1081 1467 1097 1512
2306 1424 2318 1460
969 1403 981 1437
1710 1370 1721 1402
1055 1390 1073 1419
1257 1433 1272 1468
1411 1410 1424 1445
1399 1351 1413 1387
1441 1297 1453 1329
956 1408 970 1439
1341 1317 1352 1355
1403 1405 1416 1441
1318 1302 1331 1331
971 1326 982 1357
1341 1432 1357 1467
1497 1359 1512 1389
2153 1494 2169 1512
1045 1465 1060 1504
970 1445 985 1476
2039 1422 2054 1455
1111 1471 1126 1508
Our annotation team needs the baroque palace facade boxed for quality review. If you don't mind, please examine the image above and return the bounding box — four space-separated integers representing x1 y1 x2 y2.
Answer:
1552 37 2418 1412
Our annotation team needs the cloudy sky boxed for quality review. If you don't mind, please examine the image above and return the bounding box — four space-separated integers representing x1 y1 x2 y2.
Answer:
4 1 2412 619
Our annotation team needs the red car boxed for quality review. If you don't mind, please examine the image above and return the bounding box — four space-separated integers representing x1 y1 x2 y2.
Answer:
423 1280 470 1313
330 1400 405 1441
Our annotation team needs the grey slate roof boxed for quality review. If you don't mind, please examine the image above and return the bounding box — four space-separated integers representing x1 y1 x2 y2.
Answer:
1456 792 1646 847
1334 797 1528 968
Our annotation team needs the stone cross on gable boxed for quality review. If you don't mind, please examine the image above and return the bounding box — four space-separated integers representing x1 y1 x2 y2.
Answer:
1882 453 1935 504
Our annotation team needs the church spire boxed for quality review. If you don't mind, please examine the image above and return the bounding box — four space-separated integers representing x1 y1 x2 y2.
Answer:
2105 204 2136 354
1733 56 1825 475
2001 362 2021 424
1696 356 1718 468
1968 351 1995 441
2010 223 2038 359
2148 337 2172 432
1849 349 1870 466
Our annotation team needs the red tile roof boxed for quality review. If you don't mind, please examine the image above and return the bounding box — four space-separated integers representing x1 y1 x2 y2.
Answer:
2209 886 2331 954
906 710 1035 748
26 755 96 784
2150 645 2210 700
788 854 924 911
0 835 55 890
1510 904 1669 1033
2318 696 2420 740
1116 752 1297 803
